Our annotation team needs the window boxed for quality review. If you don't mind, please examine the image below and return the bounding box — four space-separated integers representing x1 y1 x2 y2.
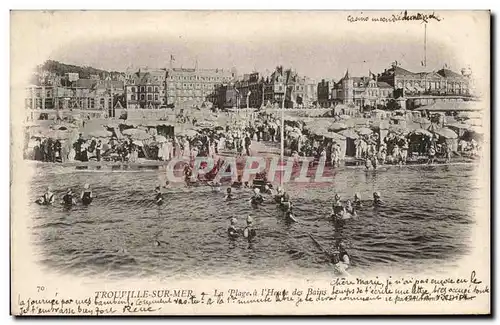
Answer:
89 98 95 108
148 94 153 100
131 87 136 92
148 86 152 92
131 95 136 101
154 86 159 92
155 94 159 101
140 86 145 92
100 98 105 108
140 94 145 100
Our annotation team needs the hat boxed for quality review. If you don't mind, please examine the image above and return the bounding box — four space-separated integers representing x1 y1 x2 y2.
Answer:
354 192 360 198
253 188 260 194
335 194 340 199
373 191 380 197
84 183 90 189
246 215 254 224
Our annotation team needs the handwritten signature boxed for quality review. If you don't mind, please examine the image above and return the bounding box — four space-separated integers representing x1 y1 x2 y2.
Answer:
347 11 442 24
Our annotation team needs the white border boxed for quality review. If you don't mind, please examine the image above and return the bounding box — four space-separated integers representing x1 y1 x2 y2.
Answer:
2 1 498 324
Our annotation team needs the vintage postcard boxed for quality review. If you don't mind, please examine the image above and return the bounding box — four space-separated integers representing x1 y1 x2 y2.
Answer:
10 10 490 315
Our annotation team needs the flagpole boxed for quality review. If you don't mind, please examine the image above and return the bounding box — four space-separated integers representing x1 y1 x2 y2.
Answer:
424 23 427 68
280 80 285 188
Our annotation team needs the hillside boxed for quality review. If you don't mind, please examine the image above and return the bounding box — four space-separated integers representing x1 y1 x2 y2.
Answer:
38 60 123 79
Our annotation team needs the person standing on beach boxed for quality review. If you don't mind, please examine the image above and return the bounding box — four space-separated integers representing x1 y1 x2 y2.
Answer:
96 140 102 162
244 133 252 156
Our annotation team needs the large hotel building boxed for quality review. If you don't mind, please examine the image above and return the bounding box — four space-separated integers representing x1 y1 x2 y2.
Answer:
165 67 236 107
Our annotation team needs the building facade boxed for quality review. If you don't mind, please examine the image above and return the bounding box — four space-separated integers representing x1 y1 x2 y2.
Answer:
377 64 471 97
165 67 235 108
332 70 394 108
125 69 166 109
317 79 335 108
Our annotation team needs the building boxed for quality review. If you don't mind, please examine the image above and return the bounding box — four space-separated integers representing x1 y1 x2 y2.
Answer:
262 66 317 109
317 79 335 108
165 67 235 108
25 81 125 120
233 72 265 109
64 72 79 82
125 69 167 109
332 70 394 108
377 63 471 97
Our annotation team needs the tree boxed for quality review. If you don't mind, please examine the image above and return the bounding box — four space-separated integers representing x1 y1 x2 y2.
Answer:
393 88 404 99
386 99 401 111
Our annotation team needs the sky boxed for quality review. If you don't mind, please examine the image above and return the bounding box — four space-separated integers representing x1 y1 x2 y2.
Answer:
12 11 490 83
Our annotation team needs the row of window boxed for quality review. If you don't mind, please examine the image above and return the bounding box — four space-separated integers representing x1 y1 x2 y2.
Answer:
167 90 214 95
166 83 217 90
397 80 465 89
26 97 111 109
169 75 231 82
129 86 160 93
131 94 160 101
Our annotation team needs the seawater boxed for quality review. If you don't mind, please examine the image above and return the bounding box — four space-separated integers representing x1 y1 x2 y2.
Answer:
27 164 480 280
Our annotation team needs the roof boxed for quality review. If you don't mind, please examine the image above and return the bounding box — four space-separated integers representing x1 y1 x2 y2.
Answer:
415 101 484 112
436 68 464 79
392 66 416 76
377 81 393 88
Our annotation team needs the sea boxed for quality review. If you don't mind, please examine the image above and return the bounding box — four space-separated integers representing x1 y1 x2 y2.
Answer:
27 163 481 280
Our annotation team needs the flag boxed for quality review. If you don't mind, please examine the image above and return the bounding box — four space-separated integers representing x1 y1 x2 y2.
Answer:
421 61 425 66
444 63 448 68
170 55 175 61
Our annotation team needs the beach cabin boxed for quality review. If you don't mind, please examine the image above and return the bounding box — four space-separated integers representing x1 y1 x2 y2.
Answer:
371 109 388 120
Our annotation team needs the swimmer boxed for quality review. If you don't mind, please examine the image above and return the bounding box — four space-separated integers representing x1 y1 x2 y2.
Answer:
373 191 383 207
261 184 273 195
80 183 93 206
243 215 257 241
344 199 356 217
331 241 350 275
210 180 222 193
225 187 234 201
231 175 243 189
274 186 284 203
353 193 362 208
227 217 239 238
332 194 342 207
36 186 55 205
154 186 164 205
61 188 76 206
250 188 264 206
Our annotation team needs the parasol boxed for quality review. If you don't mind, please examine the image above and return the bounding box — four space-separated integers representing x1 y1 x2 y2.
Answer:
122 128 152 140
389 125 409 135
434 127 458 139
328 122 348 132
411 128 433 137
467 126 484 134
177 129 198 137
132 140 144 147
413 117 431 125
155 135 167 143
356 127 373 135
83 129 112 138
338 129 359 139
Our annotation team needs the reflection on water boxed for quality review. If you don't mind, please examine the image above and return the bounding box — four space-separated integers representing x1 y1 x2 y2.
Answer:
27 164 480 279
